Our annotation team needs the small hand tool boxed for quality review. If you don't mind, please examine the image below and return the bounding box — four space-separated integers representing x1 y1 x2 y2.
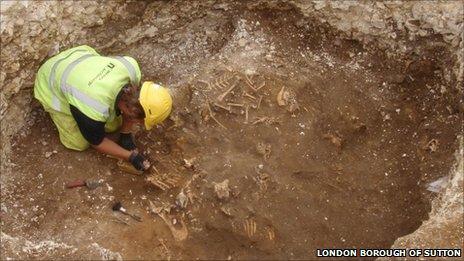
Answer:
112 201 142 222
117 160 144 175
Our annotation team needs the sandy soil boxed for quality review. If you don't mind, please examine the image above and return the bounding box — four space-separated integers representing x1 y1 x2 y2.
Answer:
1 2 461 260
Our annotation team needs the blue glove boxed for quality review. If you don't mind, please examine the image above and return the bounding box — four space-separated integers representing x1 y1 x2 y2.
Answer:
129 151 147 171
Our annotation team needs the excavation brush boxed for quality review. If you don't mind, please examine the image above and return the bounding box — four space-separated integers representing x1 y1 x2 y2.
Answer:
112 201 142 222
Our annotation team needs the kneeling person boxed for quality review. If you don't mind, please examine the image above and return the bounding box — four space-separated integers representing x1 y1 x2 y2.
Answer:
34 45 172 171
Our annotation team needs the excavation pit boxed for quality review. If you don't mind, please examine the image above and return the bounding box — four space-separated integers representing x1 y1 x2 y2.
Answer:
1 1 462 260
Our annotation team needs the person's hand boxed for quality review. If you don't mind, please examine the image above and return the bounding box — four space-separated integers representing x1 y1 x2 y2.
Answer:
118 133 136 151
129 151 151 171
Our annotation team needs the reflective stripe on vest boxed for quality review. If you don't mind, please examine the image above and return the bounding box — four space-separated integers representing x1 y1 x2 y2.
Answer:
62 83 109 116
112 56 139 86
60 54 110 117
48 49 88 111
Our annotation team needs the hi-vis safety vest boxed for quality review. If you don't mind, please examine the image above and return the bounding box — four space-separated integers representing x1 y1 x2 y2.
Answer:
34 45 141 122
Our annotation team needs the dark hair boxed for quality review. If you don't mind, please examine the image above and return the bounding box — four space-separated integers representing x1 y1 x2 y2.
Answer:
121 84 145 119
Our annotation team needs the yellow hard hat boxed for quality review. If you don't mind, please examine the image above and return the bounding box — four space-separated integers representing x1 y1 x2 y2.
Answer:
139 81 172 130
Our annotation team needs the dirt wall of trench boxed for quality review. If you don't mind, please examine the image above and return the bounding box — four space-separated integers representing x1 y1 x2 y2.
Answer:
292 0 463 83
0 1 147 171
1 0 463 255
288 0 464 252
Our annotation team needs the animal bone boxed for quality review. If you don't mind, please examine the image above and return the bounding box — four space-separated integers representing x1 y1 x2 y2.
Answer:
256 173 270 191
207 102 227 129
276 86 287 106
245 105 250 124
149 200 188 241
215 75 228 89
251 116 270 125
227 103 244 107
243 219 257 238
152 165 161 175
256 142 271 160
200 71 238 91
266 226 275 241
214 71 237 90
244 74 257 92
252 117 268 125
146 173 182 191
148 178 170 191
197 80 211 89
213 102 231 112
255 81 266 91
251 116 281 125
217 80 239 101
426 139 439 152
257 95 263 109
117 160 143 175
244 92 257 100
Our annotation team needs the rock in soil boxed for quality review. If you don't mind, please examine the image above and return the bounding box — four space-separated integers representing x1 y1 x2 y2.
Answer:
213 179 230 201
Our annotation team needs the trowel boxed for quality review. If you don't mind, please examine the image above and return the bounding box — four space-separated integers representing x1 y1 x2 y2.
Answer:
117 160 144 175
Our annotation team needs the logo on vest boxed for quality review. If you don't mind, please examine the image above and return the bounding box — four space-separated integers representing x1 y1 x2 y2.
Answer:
88 62 116 87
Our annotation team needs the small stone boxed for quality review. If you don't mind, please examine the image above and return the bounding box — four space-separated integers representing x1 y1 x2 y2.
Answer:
425 139 439 152
44 152 53 158
238 38 247 47
245 68 256 75
322 133 342 148
440 85 447 94
256 142 271 159
220 206 233 217
383 113 391 121
265 54 274 62
183 158 196 170
213 179 230 201
175 191 188 209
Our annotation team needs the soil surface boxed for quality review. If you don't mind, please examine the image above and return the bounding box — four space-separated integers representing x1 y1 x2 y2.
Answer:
1 1 461 260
